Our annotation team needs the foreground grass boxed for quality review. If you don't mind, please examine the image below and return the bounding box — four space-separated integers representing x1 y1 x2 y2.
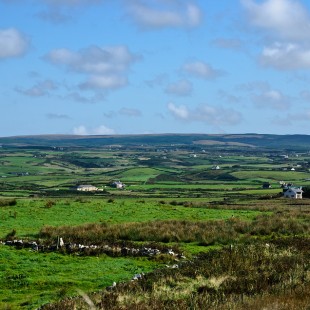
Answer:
0 198 307 309
0 246 162 310
41 238 310 310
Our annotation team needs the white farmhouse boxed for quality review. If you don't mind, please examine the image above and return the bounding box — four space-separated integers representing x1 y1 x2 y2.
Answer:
283 187 303 199
111 181 125 189
75 185 98 192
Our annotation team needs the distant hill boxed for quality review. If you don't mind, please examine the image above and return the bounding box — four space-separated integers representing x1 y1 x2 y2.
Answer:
1 133 310 151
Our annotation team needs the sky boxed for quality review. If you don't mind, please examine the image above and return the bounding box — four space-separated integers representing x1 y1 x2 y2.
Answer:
2 0 310 136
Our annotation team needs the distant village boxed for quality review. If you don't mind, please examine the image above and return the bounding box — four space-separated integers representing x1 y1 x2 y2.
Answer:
73 178 305 199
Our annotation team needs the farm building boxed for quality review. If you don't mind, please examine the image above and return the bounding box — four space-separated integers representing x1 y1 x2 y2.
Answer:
74 185 98 192
262 182 271 189
111 181 125 189
283 187 303 199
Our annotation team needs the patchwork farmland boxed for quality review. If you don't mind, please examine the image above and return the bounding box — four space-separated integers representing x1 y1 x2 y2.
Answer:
0 134 309 309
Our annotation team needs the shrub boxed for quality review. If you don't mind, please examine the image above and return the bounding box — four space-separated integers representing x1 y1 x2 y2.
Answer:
45 200 56 209
5 229 16 240
0 199 17 207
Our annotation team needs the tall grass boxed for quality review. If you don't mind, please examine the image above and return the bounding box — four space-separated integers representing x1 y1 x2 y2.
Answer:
40 238 310 310
39 212 309 246
0 198 17 207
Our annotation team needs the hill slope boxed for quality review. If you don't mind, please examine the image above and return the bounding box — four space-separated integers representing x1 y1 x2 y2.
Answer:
0 133 310 150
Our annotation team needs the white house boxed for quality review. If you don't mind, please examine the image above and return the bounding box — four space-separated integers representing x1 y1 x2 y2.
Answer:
111 181 125 189
283 187 303 199
75 185 98 192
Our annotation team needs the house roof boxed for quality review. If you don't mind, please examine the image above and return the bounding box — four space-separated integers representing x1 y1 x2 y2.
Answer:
76 184 96 188
285 187 303 194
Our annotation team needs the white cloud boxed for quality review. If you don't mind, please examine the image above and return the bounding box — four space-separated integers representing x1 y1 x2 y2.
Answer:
218 90 241 104
0 28 29 59
73 124 116 135
45 45 138 74
46 113 70 119
37 9 71 24
16 80 57 97
274 110 310 126
241 0 310 41
79 75 127 90
168 102 242 126
45 45 138 90
237 81 290 110
252 89 290 110
33 0 104 24
242 0 310 71
67 91 105 103
145 74 168 88
93 125 116 135
168 102 189 119
67 92 92 103
103 111 116 118
182 61 224 79
261 42 310 70
127 1 202 29
73 125 88 135
119 107 142 117
165 79 192 96
236 81 270 92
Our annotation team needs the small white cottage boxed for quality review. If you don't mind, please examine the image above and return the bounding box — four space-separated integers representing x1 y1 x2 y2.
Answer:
75 185 98 192
283 187 303 199
111 181 125 189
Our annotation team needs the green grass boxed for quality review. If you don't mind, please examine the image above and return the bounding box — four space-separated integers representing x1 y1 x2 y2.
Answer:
120 167 162 182
0 245 161 309
231 170 309 182
0 145 309 309
0 198 263 238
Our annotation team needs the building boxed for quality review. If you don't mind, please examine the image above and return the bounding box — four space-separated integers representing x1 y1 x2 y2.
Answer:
262 182 271 189
283 187 303 199
74 185 98 192
111 181 125 189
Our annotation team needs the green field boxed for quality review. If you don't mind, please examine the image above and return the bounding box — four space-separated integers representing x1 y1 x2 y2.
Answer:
0 199 265 239
0 247 160 309
0 138 309 309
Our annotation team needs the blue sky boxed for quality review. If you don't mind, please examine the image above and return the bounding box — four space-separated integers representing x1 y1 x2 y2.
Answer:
2 0 310 136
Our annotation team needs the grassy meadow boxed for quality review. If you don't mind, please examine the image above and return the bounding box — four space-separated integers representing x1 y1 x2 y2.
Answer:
0 140 309 309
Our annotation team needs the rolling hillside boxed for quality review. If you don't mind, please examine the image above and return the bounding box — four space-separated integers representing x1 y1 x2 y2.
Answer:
1 133 310 150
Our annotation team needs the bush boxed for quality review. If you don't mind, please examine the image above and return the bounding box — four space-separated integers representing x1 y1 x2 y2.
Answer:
6 229 16 240
302 186 310 198
45 200 56 209
0 199 17 207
